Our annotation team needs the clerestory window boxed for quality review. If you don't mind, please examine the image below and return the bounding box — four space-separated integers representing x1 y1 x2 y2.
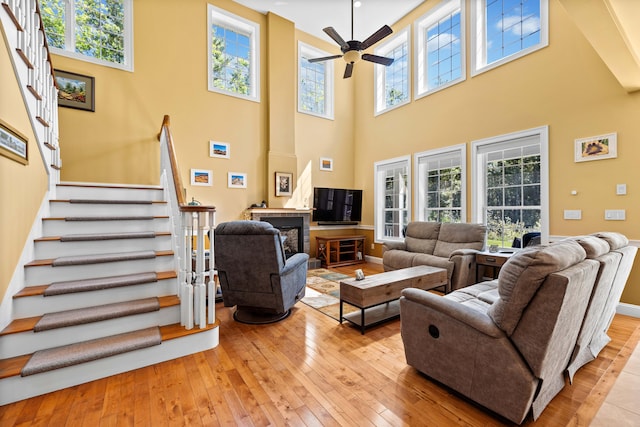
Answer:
40 0 133 71
298 42 334 119
374 27 410 115
207 4 260 102
471 0 548 75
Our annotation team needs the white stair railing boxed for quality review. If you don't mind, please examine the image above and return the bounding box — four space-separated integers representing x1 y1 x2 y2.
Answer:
158 116 217 329
1 0 61 188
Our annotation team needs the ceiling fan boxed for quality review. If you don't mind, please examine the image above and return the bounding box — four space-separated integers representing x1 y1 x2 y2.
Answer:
308 0 395 78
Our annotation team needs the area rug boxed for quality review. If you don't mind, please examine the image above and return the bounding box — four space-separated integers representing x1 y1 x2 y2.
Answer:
301 269 359 321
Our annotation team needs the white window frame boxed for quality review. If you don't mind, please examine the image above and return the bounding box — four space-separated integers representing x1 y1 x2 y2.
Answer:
374 155 412 243
297 42 334 120
374 26 411 116
45 0 134 71
414 144 466 222
415 0 465 99
207 4 260 102
471 126 549 246
471 0 549 76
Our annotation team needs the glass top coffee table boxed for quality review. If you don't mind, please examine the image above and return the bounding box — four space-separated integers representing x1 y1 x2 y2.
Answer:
339 265 448 334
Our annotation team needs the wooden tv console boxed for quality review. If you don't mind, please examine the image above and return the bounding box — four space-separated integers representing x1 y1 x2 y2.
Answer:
315 235 366 267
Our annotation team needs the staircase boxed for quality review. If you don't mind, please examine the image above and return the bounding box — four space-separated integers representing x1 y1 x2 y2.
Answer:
0 183 219 405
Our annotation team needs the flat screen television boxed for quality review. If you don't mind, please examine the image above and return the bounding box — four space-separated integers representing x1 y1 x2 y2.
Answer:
312 187 363 224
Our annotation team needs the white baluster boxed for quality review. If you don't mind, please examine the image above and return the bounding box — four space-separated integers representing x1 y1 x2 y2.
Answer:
207 210 216 324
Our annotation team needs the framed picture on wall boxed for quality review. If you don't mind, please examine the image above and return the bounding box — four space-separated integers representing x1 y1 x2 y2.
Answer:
54 69 95 112
574 132 617 162
190 169 212 186
0 119 28 165
209 141 230 158
275 172 293 196
228 172 247 188
320 157 333 171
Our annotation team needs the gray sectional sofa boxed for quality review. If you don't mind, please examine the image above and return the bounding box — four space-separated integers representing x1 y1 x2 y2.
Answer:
382 222 486 293
398 232 636 424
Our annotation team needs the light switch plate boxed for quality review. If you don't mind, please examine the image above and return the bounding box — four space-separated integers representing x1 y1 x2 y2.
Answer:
604 209 625 220
616 184 627 195
564 210 582 220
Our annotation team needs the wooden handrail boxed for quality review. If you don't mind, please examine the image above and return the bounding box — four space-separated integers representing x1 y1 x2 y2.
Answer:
159 115 187 207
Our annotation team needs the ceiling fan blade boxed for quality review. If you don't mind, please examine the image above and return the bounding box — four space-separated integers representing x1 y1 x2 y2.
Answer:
323 27 349 50
360 25 393 50
362 54 394 66
308 54 343 63
343 62 354 79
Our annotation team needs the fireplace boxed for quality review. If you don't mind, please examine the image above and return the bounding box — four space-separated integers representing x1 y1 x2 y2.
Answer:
248 208 311 256
262 216 304 258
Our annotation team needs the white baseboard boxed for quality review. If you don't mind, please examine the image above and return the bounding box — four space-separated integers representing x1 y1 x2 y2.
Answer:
617 303 640 318
365 255 382 265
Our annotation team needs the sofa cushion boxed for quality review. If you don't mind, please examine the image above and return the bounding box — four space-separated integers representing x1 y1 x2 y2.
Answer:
433 223 486 258
411 253 454 277
488 240 586 336
592 231 629 250
573 235 610 259
404 222 440 254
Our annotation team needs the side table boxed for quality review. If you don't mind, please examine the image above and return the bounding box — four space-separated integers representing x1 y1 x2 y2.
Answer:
476 251 514 281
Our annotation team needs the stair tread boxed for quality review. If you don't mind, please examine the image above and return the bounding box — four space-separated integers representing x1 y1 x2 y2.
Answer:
43 215 169 221
35 231 171 242
51 199 166 205
1 295 179 336
57 183 163 190
13 271 178 298
25 250 174 267
0 320 219 380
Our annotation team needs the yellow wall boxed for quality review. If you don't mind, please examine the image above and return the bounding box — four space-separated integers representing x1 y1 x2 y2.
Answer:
47 0 640 304
352 0 640 304
0 24 49 302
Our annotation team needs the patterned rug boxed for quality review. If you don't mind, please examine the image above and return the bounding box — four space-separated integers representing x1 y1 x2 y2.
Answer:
301 269 359 321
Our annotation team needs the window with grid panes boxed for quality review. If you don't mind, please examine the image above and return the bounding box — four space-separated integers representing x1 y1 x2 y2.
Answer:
374 156 411 241
374 27 409 115
298 42 334 119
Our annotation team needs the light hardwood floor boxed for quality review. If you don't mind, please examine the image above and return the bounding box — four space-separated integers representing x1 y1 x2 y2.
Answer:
1 262 638 426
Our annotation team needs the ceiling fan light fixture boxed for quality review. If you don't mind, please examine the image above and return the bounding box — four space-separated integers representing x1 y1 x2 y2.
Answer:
343 50 361 64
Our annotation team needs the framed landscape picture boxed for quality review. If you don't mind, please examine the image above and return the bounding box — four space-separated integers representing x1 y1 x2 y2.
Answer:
0 119 28 165
228 172 247 188
574 132 617 162
320 157 333 171
55 70 95 112
209 141 230 158
190 169 212 186
275 172 293 196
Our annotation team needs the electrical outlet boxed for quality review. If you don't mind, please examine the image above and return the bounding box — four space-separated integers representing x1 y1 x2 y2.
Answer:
616 184 627 195
370 243 375 250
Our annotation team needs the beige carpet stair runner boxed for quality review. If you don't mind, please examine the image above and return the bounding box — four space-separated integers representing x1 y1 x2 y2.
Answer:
59 231 158 241
51 250 156 267
44 272 159 295
34 297 160 332
20 327 162 376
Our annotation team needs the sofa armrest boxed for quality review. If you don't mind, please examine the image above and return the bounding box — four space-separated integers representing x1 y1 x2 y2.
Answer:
400 288 503 338
382 241 406 253
450 248 481 257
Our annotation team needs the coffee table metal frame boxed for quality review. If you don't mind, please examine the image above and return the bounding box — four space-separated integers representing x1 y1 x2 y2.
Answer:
339 265 448 334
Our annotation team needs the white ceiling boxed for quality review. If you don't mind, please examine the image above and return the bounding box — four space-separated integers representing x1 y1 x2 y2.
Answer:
232 0 424 44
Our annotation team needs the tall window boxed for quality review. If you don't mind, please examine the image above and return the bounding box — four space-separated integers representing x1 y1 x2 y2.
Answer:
40 0 133 70
374 27 410 115
471 0 548 75
415 145 465 223
207 4 260 102
298 42 334 119
415 0 464 98
472 127 548 248
374 156 411 241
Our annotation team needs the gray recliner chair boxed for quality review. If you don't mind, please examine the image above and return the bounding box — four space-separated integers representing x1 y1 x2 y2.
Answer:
214 220 308 324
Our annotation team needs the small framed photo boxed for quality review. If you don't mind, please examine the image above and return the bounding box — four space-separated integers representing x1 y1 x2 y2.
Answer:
209 141 230 159
54 69 95 112
228 172 247 188
190 169 212 186
574 132 617 162
275 172 293 196
0 119 28 165
320 157 333 171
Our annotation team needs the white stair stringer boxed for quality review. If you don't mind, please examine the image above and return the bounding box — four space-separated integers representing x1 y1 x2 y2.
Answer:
0 327 218 406
0 182 218 406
